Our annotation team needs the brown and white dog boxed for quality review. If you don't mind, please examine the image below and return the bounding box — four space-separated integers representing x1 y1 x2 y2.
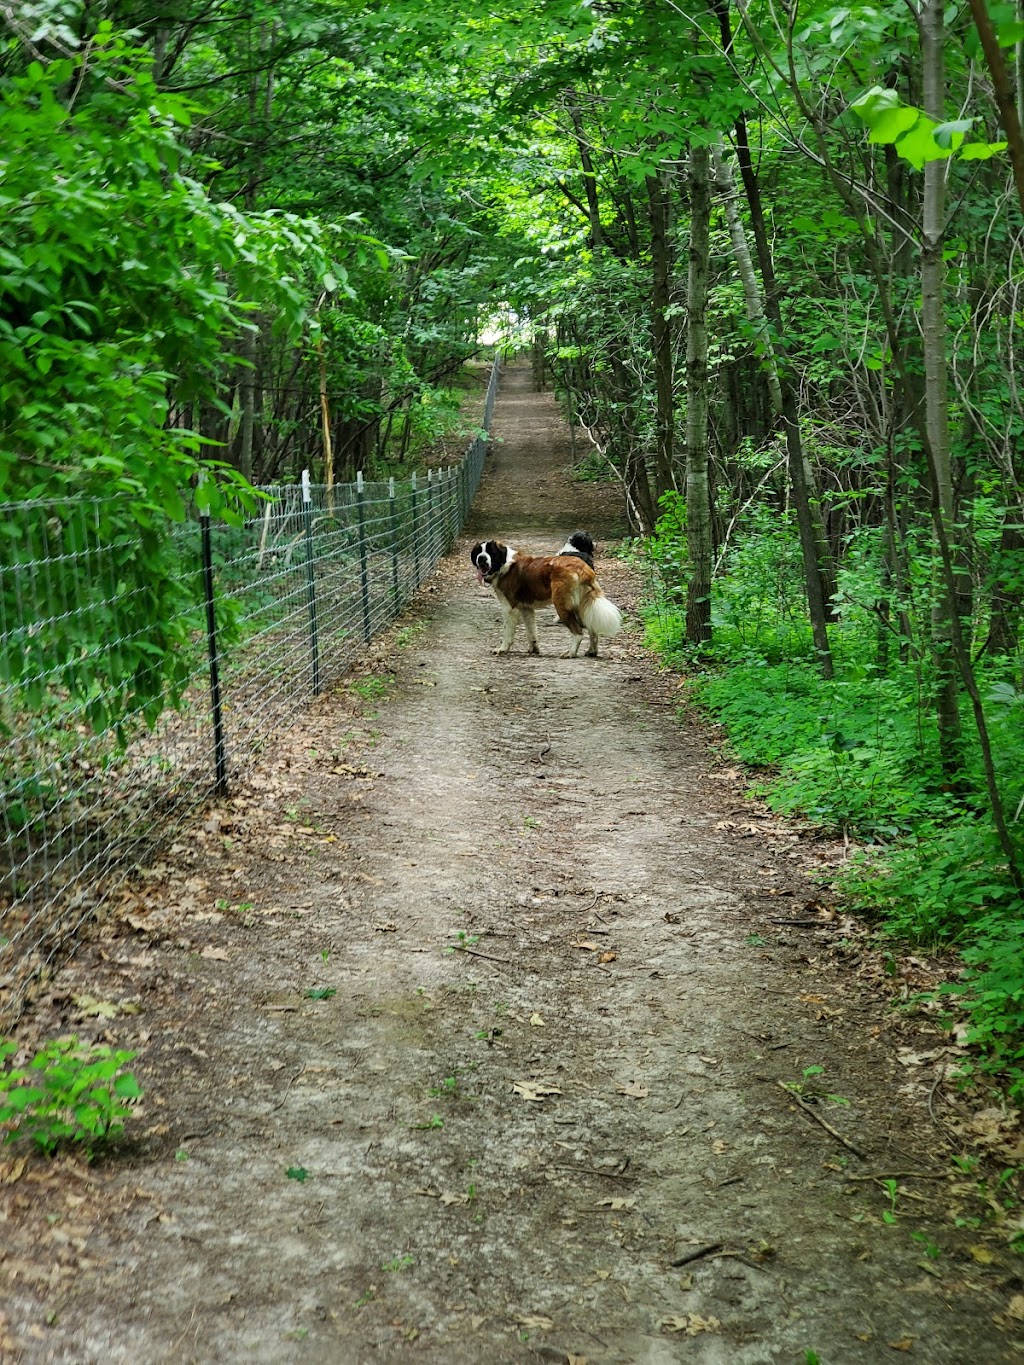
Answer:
470 538 622 657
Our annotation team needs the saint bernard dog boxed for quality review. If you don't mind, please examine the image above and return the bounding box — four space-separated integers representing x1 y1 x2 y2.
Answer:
470 534 622 657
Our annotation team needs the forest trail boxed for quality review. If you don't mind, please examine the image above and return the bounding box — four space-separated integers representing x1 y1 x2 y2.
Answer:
2 368 1016 1365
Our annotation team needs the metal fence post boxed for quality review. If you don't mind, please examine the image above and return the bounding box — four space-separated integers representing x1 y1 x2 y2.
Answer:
356 470 371 641
389 476 401 612
200 509 228 797
301 470 322 696
411 472 420 586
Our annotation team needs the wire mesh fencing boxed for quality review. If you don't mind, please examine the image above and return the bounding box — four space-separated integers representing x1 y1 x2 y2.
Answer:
0 357 500 1025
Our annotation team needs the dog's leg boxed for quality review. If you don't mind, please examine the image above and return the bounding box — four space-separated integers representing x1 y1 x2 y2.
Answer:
585 630 599 658
524 608 540 655
496 606 518 654
563 630 585 658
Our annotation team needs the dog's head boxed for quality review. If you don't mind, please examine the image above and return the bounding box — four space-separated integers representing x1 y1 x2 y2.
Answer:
558 530 595 567
470 540 511 584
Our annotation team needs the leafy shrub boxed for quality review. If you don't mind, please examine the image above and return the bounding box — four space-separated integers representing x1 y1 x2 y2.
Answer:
0 1036 142 1154
638 502 1024 1096
942 911 1024 1100
839 818 1019 942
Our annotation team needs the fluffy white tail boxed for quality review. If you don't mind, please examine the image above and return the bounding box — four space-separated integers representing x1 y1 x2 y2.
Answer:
582 594 622 638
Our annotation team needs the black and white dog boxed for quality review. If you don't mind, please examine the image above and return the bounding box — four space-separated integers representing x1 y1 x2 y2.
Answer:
557 530 595 569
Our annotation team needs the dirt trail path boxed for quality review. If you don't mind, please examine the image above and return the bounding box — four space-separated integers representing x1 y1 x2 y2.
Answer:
2 368 1016 1364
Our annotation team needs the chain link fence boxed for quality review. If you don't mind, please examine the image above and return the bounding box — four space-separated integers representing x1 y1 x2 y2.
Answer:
0 358 500 1024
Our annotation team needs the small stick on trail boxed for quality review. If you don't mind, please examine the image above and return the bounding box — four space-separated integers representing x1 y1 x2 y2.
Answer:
668 1242 724 1268
775 1080 867 1159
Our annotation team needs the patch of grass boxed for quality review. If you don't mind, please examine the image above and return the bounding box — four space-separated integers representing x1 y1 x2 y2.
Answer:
409 1113 444 1131
348 673 394 704
446 930 480 954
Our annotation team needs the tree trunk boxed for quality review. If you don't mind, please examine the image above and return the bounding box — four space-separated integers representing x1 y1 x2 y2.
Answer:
685 143 713 645
724 114 835 676
966 0 1024 217
235 325 257 483
711 138 783 420
988 521 1024 658
920 0 964 778
567 95 603 250
646 166 677 499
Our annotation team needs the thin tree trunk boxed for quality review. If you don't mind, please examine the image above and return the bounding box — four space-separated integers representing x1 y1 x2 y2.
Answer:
966 0 1024 217
317 332 334 488
988 521 1024 657
725 116 835 676
647 166 677 498
920 0 964 778
567 95 603 250
236 326 256 483
712 138 783 420
685 143 713 645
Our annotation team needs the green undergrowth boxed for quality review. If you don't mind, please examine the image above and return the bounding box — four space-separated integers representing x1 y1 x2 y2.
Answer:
637 506 1024 1099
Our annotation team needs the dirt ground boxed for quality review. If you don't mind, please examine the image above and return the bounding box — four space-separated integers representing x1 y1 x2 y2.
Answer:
3 366 1024 1364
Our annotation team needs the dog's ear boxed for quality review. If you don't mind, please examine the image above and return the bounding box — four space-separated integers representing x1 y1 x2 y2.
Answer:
485 540 507 566
469 542 483 565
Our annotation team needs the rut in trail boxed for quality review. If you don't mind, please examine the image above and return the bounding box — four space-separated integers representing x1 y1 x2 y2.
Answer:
4 365 1013 1365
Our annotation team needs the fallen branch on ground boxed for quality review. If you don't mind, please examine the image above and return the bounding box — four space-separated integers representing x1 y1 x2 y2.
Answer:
775 1080 867 1159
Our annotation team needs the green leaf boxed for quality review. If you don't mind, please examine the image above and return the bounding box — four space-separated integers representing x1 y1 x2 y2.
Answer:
895 118 951 170
867 105 920 145
933 118 972 150
959 140 1008 161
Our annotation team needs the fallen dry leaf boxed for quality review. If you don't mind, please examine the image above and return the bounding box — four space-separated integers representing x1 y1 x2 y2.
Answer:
572 940 600 951
530 1012 545 1027
517 1314 554 1330
596 1198 636 1211
1 1157 27 1184
1006 1294 1024 1322
512 1081 562 1102
617 1081 650 1099
73 995 123 1018
888 1337 915 1352
599 951 618 964
968 1244 998 1265
660 1313 722 1335
201 947 230 962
